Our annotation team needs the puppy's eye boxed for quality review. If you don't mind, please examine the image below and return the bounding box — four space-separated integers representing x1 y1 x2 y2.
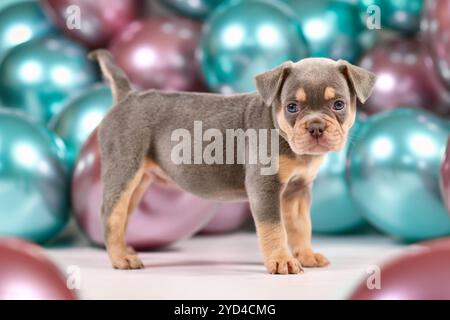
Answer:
286 103 299 113
333 100 345 111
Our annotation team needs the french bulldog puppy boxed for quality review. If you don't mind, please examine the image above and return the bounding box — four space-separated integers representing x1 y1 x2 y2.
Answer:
90 50 375 274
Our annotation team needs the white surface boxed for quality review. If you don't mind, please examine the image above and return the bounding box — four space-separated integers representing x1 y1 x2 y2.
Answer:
46 233 407 300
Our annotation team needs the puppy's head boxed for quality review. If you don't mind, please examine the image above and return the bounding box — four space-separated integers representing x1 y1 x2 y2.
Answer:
255 58 375 155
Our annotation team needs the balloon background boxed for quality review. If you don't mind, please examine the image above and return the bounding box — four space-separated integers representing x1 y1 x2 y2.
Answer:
0 109 69 243
0 0 449 300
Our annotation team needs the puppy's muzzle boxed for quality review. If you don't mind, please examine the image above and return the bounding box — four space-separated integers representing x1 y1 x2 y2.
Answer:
307 120 325 139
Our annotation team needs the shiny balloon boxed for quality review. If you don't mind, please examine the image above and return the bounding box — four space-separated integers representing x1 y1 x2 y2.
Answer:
348 108 450 241
358 0 423 34
0 238 76 299
201 202 251 234
440 138 450 214
49 85 112 168
0 1 54 59
0 109 69 243
311 115 366 234
422 0 450 88
0 0 31 12
286 0 363 63
0 35 98 123
160 0 223 19
72 131 216 249
200 0 308 93
350 237 450 299
41 0 142 48
109 17 205 91
359 38 450 116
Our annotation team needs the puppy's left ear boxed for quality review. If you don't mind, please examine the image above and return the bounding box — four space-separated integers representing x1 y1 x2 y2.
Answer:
338 60 376 103
255 61 293 106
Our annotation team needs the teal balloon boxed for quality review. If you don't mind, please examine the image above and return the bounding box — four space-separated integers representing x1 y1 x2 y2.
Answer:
161 0 223 19
0 109 69 243
49 85 112 168
0 1 55 59
200 0 309 93
0 0 31 13
0 35 98 124
348 108 450 241
358 0 423 34
285 0 363 63
311 115 366 233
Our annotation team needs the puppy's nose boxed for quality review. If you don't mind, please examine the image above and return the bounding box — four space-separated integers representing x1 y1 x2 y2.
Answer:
308 121 325 138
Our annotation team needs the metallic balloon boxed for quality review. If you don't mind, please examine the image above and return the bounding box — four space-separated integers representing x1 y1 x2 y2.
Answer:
72 131 217 249
160 0 223 19
0 1 54 59
348 108 450 241
350 237 450 299
109 17 205 92
41 0 142 48
200 0 308 93
311 115 366 234
422 0 450 88
0 109 70 243
440 138 450 214
0 0 31 12
358 0 424 34
49 85 112 168
201 202 251 234
0 238 76 299
359 38 450 116
286 0 363 63
0 35 98 123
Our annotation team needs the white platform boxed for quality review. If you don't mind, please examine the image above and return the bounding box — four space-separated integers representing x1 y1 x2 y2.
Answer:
46 232 407 300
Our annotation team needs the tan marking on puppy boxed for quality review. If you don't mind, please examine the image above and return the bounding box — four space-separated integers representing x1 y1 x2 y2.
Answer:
257 222 302 274
106 163 147 269
276 110 294 142
295 87 307 102
278 155 329 268
144 158 181 189
281 189 329 268
278 154 324 184
127 173 152 218
324 86 336 100
342 98 357 132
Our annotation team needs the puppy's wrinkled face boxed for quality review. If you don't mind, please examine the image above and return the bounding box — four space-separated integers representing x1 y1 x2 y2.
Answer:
255 58 376 155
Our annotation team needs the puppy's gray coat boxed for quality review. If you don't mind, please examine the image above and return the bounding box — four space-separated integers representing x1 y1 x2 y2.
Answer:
90 50 375 273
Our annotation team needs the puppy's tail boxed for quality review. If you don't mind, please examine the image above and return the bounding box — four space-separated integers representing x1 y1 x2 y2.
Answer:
89 49 132 103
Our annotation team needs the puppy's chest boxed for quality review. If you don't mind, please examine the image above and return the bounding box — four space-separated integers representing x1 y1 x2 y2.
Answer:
278 155 324 185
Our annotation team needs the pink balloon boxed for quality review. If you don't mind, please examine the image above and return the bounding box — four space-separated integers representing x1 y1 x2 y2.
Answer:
0 238 76 300
201 202 251 234
359 38 450 116
109 17 206 91
72 131 217 249
41 0 142 48
350 237 450 299
422 0 450 88
440 138 450 214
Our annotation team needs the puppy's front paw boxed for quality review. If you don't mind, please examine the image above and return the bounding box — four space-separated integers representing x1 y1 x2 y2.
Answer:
294 249 329 268
111 254 144 270
265 253 303 274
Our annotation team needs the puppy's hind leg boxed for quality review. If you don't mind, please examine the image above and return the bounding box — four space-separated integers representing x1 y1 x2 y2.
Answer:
125 170 153 256
99 121 149 269
101 161 146 270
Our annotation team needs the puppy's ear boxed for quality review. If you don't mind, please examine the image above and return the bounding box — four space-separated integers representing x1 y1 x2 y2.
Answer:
338 60 376 104
255 61 293 106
